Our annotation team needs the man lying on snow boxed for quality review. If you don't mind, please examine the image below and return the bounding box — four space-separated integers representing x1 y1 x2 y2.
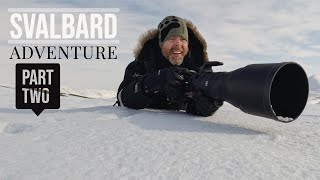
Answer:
116 15 223 117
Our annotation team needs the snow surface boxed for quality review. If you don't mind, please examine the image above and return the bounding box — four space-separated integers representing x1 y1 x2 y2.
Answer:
0 58 320 179
1 85 320 179
276 116 294 122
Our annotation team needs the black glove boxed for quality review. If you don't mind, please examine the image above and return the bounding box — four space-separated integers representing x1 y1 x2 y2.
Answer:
186 91 223 117
186 72 224 117
189 72 214 95
142 66 190 102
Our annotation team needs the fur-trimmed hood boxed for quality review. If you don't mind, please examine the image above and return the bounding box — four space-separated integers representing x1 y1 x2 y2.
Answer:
133 20 209 62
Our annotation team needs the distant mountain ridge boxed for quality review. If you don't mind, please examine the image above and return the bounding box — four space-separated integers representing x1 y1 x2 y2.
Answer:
309 75 320 91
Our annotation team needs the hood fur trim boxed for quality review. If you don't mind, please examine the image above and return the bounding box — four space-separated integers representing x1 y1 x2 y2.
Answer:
133 20 208 61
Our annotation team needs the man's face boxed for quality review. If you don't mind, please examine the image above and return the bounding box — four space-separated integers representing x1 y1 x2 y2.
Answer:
161 36 189 66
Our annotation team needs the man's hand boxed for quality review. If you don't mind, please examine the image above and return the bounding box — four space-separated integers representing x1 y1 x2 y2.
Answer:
142 66 190 102
189 72 213 94
187 91 223 117
187 72 224 116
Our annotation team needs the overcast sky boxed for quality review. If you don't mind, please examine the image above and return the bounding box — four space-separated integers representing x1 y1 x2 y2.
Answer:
2 0 320 76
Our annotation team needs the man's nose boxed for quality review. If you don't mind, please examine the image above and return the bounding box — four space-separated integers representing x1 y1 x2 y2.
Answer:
173 38 182 46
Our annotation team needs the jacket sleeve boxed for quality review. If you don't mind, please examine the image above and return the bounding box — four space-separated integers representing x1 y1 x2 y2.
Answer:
117 60 152 109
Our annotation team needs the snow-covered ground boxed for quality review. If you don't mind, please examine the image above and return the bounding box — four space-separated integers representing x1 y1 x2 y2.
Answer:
1 71 320 179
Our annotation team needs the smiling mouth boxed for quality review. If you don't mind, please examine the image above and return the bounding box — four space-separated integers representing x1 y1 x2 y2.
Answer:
172 51 182 55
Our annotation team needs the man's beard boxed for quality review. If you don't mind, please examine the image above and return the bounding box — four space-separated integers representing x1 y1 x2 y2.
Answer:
168 55 184 66
167 47 185 65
